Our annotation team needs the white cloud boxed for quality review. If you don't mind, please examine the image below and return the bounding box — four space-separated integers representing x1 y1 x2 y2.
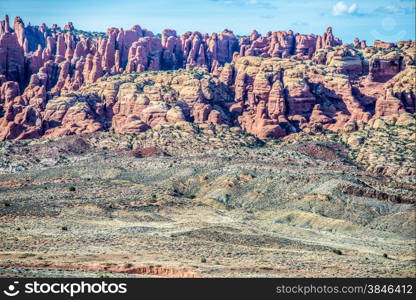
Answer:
386 5 400 12
348 3 357 13
382 4 411 14
332 1 358 16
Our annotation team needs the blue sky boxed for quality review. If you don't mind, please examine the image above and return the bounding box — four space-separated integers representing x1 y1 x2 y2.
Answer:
0 0 414 43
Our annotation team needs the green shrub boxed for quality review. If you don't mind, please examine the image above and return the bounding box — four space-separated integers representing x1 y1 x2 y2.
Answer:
149 194 157 203
332 249 343 255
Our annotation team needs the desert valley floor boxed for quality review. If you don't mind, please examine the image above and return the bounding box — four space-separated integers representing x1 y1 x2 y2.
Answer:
0 123 414 277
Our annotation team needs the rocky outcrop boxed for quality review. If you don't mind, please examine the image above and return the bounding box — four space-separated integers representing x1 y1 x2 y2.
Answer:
373 40 395 49
374 66 415 117
0 69 236 139
368 51 404 82
0 15 414 141
0 15 345 98
316 27 342 50
239 27 341 60
1 53 414 141
16 263 197 278
0 31 25 83
220 55 375 137
63 22 74 32
313 45 364 76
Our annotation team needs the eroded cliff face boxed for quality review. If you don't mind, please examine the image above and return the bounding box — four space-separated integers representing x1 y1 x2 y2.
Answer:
0 15 415 141
0 69 236 139
0 16 344 92
217 46 414 139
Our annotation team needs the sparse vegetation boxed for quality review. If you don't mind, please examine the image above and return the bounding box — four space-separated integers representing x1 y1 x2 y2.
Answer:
332 249 343 255
259 266 273 270
18 253 36 259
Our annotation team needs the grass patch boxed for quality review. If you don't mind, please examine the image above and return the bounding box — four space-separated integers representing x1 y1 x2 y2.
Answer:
259 266 273 270
18 253 36 259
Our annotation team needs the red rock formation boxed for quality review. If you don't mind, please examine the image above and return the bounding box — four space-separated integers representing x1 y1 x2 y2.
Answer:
0 80 43 140
89 53 103 83
0 31 25 82
0 81 20 103
374 40 395 49
239 27 342 61
13 16 26 51
1 15 343 101
374 91 405 117
117 25 145 68
125 36 163 72
368 54 403 82
316 27 342 50
373 67 415 117
295 34 317 58
63 22 74 31
361 40 367 48
102 28 118 72
0 15 11 35
0 15 414 141
397 40 414 48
